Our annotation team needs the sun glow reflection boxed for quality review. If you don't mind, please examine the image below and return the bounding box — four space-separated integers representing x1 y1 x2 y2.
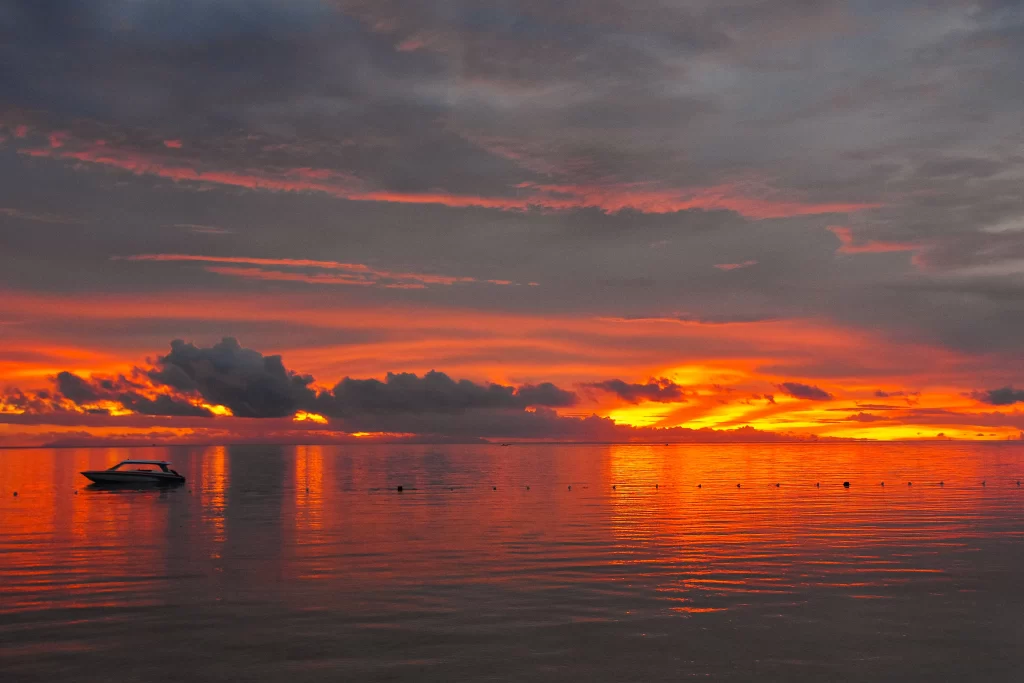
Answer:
606 402 684 427
293 411 328 424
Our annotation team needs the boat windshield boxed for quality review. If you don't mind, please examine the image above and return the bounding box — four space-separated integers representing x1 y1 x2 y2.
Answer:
108 461 171 472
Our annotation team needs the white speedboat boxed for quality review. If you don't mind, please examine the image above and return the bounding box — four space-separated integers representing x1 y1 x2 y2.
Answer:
81 459 186 485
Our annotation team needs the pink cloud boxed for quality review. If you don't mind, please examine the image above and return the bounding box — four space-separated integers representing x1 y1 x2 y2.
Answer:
714 260 758 271
163 139 183 149
17 133 881 220
396 37 428 52
120 253 522 288
519 182 881 219
828 225 925 254
204 265 376 287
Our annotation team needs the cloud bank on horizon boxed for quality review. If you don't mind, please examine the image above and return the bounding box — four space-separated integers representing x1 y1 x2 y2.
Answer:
2 1 1024 444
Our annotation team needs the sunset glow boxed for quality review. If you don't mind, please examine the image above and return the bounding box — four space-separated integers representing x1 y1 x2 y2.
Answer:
3 2 1024 447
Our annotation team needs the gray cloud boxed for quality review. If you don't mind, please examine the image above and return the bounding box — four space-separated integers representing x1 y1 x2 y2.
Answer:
318 370 577 417
584 378 686 403
51 370 214 417
43 338 579 420
147 338 317 418
973 387 1024 406
777 382 834 401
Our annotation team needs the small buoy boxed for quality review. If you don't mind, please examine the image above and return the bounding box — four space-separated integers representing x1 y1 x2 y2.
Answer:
568 485 572 491
396 485 403 492
982 481 986 487
306 487 310 492
697 484 702 488
655 484 659 489
74 490 78 495
1017 480 1020 487
881 482 885 487
775 483 780 488
843 481 850 488
736 483 741 488
815 482 820 487
908 482 912 486
939 481 944 486
612 485 616 490
12 491 17 497
493 486 497 491
526 486 530 490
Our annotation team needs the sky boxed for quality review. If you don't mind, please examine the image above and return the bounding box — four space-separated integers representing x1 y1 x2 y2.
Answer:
2 0 1024 446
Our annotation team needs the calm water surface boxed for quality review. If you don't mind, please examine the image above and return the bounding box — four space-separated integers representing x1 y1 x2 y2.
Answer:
1 443 1023 682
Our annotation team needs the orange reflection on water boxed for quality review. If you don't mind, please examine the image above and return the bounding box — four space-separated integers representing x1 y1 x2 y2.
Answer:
197 446 229 556
601 442 1018 608
294 445 324 534
0 443 1022 622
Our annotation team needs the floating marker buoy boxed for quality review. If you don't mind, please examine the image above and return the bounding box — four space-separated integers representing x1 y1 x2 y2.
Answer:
697 484 702 488
568 485 572 491
881 482 885 487
612 485 616 490
982 481 986 487
396 485 403 492
526 486 530 490
12 491 17 497
843 481 850 488
815 482 820 487
74 490 78 495
775 483 780 488
736 483 741 488
939 481 944 486
655 484 659 489
908 482 912 486
493 486 497 491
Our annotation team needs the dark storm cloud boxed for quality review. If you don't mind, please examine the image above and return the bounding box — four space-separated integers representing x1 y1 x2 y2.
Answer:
4 338 582 424
148 337 317 418
973 387 1024 406
116 393 213 417
55 371 100 403
49 370 214 417
513 382 578 408
319 371 577 417
585 378 686 404
777 382 834 401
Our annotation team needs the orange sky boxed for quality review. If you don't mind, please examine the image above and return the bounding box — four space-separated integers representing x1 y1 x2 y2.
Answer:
2 287 1022 446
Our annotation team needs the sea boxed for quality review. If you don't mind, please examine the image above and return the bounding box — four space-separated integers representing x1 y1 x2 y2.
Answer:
1 443 1022 682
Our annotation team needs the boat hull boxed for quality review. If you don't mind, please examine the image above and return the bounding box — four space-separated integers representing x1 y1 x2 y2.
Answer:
81 471 185 485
